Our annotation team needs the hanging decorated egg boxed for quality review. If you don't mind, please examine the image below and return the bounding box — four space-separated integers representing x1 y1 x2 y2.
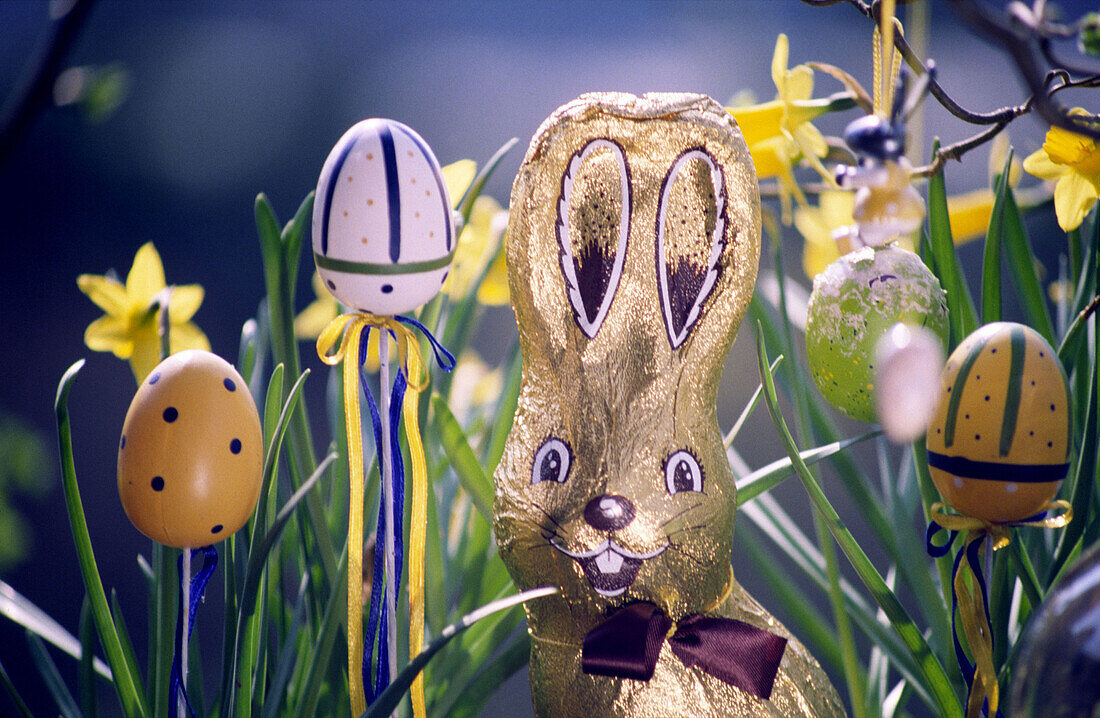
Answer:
117 350 263 549
926 322 1071 523
805 246 948 422
312 118 456 316
1010 542 1100 717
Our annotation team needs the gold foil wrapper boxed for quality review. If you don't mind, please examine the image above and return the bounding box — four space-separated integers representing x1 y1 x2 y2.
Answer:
495 92 844 717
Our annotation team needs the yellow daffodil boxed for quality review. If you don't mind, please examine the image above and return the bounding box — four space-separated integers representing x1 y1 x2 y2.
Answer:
729 34 834 222
77 242 209 383
442 195 509 305
1023 109 1100 231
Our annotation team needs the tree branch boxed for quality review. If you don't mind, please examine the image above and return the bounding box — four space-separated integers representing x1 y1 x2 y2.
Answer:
0 0 97 166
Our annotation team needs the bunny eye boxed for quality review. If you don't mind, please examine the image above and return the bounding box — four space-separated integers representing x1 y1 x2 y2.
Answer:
532 437 572 485
664 450 703 494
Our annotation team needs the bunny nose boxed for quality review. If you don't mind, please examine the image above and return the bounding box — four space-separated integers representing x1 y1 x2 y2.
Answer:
583 495 635 532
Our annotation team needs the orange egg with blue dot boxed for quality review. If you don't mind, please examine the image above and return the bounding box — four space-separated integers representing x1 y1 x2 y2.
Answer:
117 350 263 548
926 322 1071 523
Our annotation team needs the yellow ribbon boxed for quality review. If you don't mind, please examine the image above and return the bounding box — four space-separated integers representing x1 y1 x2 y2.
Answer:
929 500 1072 718
318 312 430 718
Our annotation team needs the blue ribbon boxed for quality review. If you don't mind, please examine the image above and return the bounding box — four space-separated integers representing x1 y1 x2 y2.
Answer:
925 523 1000 718
169 545 218 716
358 319 453 704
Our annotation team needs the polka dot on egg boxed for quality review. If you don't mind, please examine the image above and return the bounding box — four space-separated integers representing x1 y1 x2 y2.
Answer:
149 372 161 385
211 524 223 534
151 476 165 491
224 378 236 392
163 407 178 423
120 435 126 450
382 284 393 294
230 438 242 454
1006 483 1018 493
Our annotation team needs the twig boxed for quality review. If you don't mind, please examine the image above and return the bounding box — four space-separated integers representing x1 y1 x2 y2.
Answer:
0 0 97 165
911 120 1013 177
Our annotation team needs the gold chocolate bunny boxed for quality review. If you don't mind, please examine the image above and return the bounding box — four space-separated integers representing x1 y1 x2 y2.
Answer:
494 92 845 717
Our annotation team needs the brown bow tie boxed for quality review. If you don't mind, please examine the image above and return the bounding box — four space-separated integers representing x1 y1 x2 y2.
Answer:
581 601 787 700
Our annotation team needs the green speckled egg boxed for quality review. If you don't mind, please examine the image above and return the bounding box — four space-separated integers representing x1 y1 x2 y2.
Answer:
806 246 948 422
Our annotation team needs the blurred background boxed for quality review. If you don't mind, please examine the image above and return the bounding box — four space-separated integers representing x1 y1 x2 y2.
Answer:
0 0 1091 715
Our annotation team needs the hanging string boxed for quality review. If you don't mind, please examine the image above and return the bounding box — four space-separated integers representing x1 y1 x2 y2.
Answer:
169 546 218 716
926 500 1072 718
317 312 454 718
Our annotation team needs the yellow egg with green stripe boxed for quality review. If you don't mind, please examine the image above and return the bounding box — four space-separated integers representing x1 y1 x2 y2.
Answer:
926 322 1071 523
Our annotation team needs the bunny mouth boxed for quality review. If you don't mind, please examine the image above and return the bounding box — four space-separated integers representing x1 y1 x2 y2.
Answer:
551 539 668 597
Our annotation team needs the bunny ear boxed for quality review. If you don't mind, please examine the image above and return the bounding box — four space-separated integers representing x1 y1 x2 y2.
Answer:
656 148 728 349
556 138 631 339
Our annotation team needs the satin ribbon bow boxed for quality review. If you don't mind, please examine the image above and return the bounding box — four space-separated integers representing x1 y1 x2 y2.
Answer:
581 601 787 700
926 500 1072 718
317 312 453 718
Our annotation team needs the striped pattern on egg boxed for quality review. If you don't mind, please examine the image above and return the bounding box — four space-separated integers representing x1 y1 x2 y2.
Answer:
926 322 1071 523
117 350 263 549
312 118 455 316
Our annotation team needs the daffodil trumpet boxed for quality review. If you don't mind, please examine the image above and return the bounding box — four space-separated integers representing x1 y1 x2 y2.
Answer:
317 312 454 718
926 501 1072 718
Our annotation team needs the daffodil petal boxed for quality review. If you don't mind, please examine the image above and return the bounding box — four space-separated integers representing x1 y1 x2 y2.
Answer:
1054 170 1098 231
784 65 815 103
802 232 841 279
476 250 510 306
168 321 211 354
748 138 790 180
167 284 204 323
442 159 477 209
129 330 162 384
126 242 167 306
771 34 790 92
1022 148 1067 181
820 190 856 224
77 274 128 315
728 101 785 148
294 298 338 339
84 315 133 356
947 189 994 244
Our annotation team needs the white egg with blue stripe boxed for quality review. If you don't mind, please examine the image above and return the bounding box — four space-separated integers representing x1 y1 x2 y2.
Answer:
312 118 456 315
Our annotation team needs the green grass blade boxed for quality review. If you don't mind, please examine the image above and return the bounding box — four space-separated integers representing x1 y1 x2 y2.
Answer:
1050 339 1098 582
440 635 529 718
27 631 81 718
1001 185 1056 344
980 151 1010 324
739 497 931 707
482 340 522 473
735 520 846 678
0 655 34 718
260 573 310 718
926 143 979 346
223 452 335 716
433 393 493 522
294 541 348 718
362 587 557 718
457 138 519 225
724 357 782 448
148 542 174 718
78 597 98 718
755 329 962 718
55 360 148 718
0 579 111 680
109 590 143 707
425 470 447 638
735 431 880 505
